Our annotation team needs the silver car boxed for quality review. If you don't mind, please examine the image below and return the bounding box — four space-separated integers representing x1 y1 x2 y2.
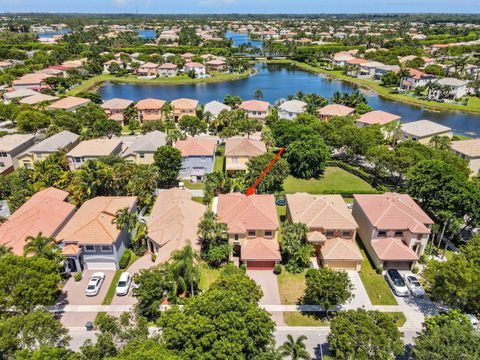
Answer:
404 274 426 297
385 269 409 297
115 272 131 296
85 272 105 296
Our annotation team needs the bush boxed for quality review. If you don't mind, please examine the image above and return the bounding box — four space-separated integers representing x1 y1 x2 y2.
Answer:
119 249 131 269
411 266 419 274
419 254 428 264
239 264 247 273
151 253 157 263
273 264 282 275
73 272 82 282
375 266 384 274
133 245 147 257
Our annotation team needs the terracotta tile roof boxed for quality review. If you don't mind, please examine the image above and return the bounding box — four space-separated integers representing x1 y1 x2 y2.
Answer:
286 193 357 230
358 110 401 126
47 96 91 110
61 243 80 255
242 238 281 261
371 237 419 261
320 237 363 261
318 104 355 117
347 58 368 65
185 62 205 68
139 62 159 68
353 193 433 234
171 98 198 110
308 231 327 242
225 138 266 157
159 63 178 69
19 93 59 105
239 100 270 113
147 188 206 252
175 137 216 157
56 196 137 245
13 73 53 85
0 188 75 256
67 138 122 157
217 193 279 233
134 98 166 110
101 98 133 110
451 139 480 158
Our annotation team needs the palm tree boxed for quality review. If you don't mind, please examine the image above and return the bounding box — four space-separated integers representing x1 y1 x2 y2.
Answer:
24 233 63 262
166 128 183 145
170 244 199 296
0 245 12 257
113 209 147 250
279 334 310 360
331 91 343 104
253 88 264 100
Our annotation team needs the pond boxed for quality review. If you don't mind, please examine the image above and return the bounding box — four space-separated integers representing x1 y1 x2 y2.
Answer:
100 63 480 136
226 31 263 48
37 29 71 38
137 29 156 40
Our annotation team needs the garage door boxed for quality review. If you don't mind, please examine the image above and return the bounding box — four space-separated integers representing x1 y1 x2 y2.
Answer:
246 261 275 270
383 261 412 270
85 258 116 270
326 260 358 271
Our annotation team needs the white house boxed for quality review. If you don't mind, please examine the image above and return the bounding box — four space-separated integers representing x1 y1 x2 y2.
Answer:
204 101 231 119
184 62 206 77
428 78 468 100
158 63 178 77
278 100 307 120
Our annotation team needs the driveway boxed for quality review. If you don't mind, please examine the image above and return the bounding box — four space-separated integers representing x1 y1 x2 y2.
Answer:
247 270 285 325
345 270 372 310
61 270 115 306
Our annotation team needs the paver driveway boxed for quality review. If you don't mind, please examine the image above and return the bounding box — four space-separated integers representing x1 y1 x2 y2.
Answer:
62 270 115 306
247 270 285 325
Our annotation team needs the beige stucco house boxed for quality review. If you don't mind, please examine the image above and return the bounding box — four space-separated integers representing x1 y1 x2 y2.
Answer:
396 119 452 145
171 98 199 121
122 131 166 164
0 134 35 174
450 138 480 176
224 138 266 174
66 138 123 170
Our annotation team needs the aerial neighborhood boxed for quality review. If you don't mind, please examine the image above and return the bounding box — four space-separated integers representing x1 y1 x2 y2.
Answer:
0 8 479 360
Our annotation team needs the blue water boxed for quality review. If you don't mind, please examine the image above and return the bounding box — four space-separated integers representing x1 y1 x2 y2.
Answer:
100 63 480 136
226 31 263 48
137 29 156 40
37 29 71 38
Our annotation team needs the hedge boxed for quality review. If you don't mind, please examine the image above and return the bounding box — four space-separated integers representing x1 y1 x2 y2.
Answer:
119 249 131 269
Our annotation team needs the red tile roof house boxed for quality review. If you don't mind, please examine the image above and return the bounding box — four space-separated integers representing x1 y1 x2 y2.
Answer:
399 68 436 91
101 98 134 125
217 193 280 270
134 98 166 122
239 100 270 120
317 104 355 121
352 193 434 270
175 137 216 183
286 193 362 271
0 187 75 256
356 110 401 138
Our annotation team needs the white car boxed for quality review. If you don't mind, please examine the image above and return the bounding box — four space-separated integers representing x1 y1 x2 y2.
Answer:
85 272 105 296
115 272 131 296
404 274 426 297
385 269 409 297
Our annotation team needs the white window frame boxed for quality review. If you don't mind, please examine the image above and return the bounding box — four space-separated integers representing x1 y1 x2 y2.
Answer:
101 245 112 252
84 245 95 252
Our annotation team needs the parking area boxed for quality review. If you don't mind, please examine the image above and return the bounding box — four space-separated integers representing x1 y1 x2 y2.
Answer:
61 270 116 306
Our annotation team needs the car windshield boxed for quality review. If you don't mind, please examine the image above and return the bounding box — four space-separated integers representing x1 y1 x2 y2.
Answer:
118 281 127 287
87 285 96 290
411 280 421 287
389 272 405 286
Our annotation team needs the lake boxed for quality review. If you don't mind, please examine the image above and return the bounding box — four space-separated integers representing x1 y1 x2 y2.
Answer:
137 29 156 40
37 29 71 38
100 63 480 136
226 31 263 48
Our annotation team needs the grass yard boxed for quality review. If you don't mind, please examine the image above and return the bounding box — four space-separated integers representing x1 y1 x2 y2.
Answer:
384 312 407 327
199 263 221 291
357 238 398 306
277 270 306 305
192 196 205 204
283 312 330 326
183 180 205 190
283 167 377 195
214 155 224 172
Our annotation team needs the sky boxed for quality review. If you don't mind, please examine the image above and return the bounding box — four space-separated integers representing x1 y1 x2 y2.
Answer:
0 0 478 14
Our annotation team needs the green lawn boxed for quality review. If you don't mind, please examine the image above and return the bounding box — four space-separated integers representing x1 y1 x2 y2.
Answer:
278 270 306 305
283 167 377 195
101 252 139 305
283 312 329 326
214 155 224 172
192 196 205 204
384 311 407 327
183 180 205 190
357 238 398 306
199 263 221 291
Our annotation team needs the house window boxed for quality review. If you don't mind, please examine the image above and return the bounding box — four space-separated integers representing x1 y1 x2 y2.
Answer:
234 234 239 241
36 154 43 159
326 230 335 237
85 245 95 252
101 245 112 252
417 234 423 240
265 231 273 237
248 230 256 237
139 152 145 158
378 231 387 237
0 162 4 167
394 230 403 237
342 231 351 237
232 157 238 163
74 157 82 163
0 152 7 157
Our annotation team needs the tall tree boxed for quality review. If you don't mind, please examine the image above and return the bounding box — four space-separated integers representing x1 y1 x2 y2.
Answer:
153 146 182 188
246 152 289 194
23 233 63 263
286 136 331 179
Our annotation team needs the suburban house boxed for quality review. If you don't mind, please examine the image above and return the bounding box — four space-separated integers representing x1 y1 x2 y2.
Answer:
317 104 355 121
450 138 480 176
0 187 75 256
134 98 166 122
278 100 307 120
122 131 166 164
205 59 226 71
12 73 53 91
175 137 216 183
428 78 468 100
158 63 178 77
146 188 206 262
356 110 401 138
374 65 400 80
399 68 436 91
56 196 137 271
19 93 59 106
103 59 123 73
396 119 452 144
171 98 199 121
101 98 134 125
181 53 194 62
47 96 91 112
224 138 267 174
204 100 231 119
0 134 35 174
357 61 385 78
286 193 362 271
3 89 38 104
137 62 159 77
352 193 434 270
332 53 354 67
66 138 123 170
17 131 79 169
239 100 270 120
217 193 281 270
184 62 206 76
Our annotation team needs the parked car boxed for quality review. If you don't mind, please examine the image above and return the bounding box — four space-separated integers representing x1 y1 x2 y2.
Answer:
404 274 426 297
85 272 105 296
115 272 131 296
385 269 409 296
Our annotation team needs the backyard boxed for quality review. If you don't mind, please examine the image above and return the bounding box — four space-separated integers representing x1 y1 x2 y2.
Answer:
199 263 221 291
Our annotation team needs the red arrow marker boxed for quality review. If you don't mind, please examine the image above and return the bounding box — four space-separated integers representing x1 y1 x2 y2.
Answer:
246 147 285 197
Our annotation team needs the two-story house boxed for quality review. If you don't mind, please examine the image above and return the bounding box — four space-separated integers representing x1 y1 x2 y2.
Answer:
217 193 280 270
352 193 434 270
101 98 134 125
224 138 266 174
239 100 270 120
286 193 363 271
450 138 480 176
17 130 79 169
175 137 216 183
137 62 159 78
0 134 35 174
204 100 231 119
171 98 199 121
184 62 206 77
399 68 436 91
428 78 468 100
158 63 178 77
134 98 166 122
317 104 355 121
122 131 166 164
66 138 123 170
278 100 307 120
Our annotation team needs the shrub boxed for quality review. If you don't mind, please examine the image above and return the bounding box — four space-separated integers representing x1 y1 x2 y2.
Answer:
419 254 428 264
151 253 157 263
239 264 247 272
375 266 384 274
273 264 282 275
119 249 131 269
411 266 419 274
73 272 82 282
133 245 147 257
